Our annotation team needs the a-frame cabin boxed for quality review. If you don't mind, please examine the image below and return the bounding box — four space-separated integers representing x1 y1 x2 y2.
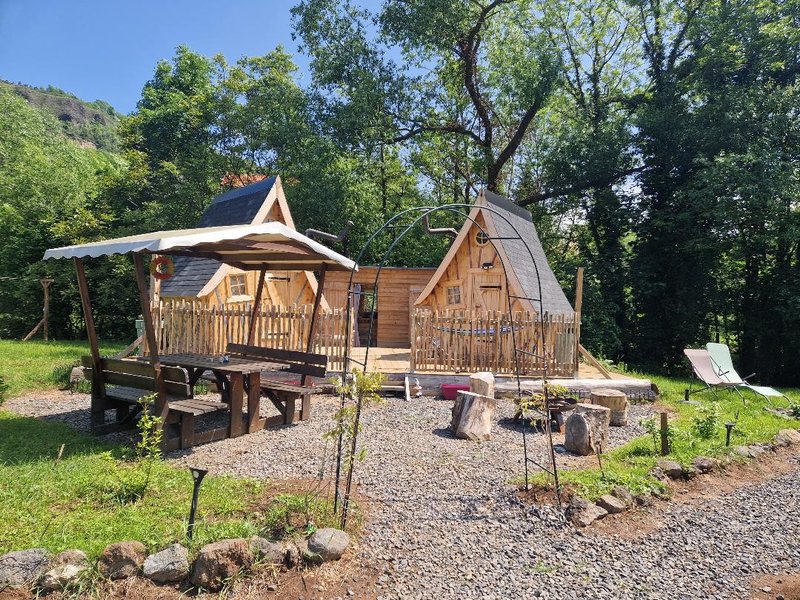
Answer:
414 190 574 316
159 176 325 308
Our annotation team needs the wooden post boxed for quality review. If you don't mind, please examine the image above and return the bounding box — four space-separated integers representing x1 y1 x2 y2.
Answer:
573 267 584 377
247 268 267 346
303 265 327 385
75 259 105 427
133 254 167 421
660 411 670 455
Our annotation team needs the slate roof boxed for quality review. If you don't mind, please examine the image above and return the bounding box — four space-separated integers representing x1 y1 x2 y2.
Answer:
483 191 574 316
160 177 276 298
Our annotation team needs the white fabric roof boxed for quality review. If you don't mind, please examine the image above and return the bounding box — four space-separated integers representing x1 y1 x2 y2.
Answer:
43 222 357 272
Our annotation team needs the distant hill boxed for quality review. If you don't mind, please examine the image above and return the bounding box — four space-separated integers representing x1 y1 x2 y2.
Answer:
0 81 121 151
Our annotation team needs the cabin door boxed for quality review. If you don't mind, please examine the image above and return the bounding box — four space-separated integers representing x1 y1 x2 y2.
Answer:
471 273 503 312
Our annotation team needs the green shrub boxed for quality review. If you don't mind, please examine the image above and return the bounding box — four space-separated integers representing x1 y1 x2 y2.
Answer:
691 404 719 440
0 374 8 406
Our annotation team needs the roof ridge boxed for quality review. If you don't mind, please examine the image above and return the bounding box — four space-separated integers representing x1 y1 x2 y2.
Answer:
481 189 533 222
212 176 276 205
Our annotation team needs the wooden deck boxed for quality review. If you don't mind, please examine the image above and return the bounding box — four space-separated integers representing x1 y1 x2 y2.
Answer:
342 346 655 399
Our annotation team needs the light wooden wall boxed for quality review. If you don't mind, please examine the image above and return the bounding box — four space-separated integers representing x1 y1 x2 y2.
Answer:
416 213 525 313
324 267 435 347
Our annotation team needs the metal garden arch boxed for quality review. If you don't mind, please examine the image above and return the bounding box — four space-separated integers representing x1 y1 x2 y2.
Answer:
333 203 563 527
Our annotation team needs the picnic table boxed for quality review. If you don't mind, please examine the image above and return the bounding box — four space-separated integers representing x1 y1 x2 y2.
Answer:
155 353 289 442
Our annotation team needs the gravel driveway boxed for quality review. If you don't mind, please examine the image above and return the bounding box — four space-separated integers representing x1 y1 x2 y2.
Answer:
7 392 799 599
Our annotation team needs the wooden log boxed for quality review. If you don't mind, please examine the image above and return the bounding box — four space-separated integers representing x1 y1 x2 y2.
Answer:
590 387 629 426
564 403 610 456
450 390 496 441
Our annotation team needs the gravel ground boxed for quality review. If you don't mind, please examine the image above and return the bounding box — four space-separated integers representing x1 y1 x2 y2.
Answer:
6 392 800 599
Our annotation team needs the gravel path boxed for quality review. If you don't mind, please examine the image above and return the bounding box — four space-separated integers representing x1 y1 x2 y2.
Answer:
6 392 799 599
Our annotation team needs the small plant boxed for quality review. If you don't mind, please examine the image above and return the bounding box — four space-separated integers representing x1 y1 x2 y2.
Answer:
516 383 572 418
0 374 9 406
99 394 163 504
326 371 385 467
789 403 800 419
641 415 674 454
691 404 719 440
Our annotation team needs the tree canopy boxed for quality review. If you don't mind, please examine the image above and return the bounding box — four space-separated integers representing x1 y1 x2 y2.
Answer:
1 0 798 384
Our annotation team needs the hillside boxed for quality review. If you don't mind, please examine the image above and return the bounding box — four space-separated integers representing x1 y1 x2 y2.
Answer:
0 81 121 151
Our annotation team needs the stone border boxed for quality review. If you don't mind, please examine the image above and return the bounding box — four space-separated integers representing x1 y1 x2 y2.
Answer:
566 428 800 528
0 528 350 595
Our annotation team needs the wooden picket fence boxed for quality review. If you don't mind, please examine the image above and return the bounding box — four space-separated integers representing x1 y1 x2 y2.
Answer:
411 309 579 376
149 299 349 372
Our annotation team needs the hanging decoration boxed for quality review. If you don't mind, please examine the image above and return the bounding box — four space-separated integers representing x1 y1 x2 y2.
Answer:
149 255 175 280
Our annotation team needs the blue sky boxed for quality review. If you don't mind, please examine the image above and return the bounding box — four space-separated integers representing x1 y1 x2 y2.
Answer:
0 0 313 114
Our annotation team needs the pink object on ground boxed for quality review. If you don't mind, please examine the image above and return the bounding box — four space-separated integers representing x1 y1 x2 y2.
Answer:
441 384 470 400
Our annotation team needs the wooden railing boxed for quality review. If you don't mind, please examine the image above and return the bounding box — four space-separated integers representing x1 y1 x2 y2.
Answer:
149 300 349 372
411 309 579 376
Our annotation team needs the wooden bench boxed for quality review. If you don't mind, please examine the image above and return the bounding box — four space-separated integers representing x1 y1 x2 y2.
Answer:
226 343 328 424
81 356 226 448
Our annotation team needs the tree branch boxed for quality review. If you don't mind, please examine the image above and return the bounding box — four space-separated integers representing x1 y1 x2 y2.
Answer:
519 166 645 206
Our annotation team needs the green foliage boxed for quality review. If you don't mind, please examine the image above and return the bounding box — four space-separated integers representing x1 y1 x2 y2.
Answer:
690 404 719 440
327 371 385 467
0 375 8 406
540 370 800 500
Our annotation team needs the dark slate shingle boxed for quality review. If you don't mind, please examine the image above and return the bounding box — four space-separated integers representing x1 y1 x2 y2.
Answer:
484 190 574 316
160 177 277 298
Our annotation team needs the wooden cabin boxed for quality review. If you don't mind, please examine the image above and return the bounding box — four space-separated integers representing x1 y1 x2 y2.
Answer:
158 176 324 308
414 190 574 316
324 267 435 347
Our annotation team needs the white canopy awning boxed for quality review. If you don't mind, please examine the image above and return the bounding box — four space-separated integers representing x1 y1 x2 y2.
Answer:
43 222 357 272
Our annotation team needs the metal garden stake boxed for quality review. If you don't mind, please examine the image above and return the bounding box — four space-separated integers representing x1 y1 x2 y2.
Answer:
187 467 208 541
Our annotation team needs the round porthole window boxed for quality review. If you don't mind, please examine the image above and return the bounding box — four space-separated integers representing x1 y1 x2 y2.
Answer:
475 230 490 246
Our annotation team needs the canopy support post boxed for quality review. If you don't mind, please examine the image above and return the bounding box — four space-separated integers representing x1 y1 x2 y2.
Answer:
303 264 327 385
247 268 267 346
133 253 167 422
75 258 105 428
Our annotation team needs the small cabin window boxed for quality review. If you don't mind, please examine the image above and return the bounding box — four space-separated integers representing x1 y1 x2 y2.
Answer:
475 230 490 246
446 285 462 306
229 274 247 297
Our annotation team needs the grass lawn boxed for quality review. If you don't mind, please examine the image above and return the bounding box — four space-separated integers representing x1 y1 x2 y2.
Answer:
537 371 800 500
0 340 336 559
0 339 126 397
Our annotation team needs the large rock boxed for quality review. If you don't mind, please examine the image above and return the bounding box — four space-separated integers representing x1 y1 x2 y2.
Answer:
53 550 89 569
656 458 684 479
250 537 285 565
0 548 51 589
469 372 495 398
597 494 627 514
610 485 634 507
775 429 800 447
191 538 253 591
143 543 189 584
450 391 496 441
564 403 610 455
307 528 350 562
38 564 85 593
693 456 715 474
98 541 146 580
567 497 608 527
590 388 629 426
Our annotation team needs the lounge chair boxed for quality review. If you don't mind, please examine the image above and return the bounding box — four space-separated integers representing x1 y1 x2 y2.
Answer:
706 342 788 404
683 348 741 400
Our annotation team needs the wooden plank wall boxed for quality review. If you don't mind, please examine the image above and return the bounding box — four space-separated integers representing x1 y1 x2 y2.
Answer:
411 309 578 376
148 299 348 371
324 267 435 347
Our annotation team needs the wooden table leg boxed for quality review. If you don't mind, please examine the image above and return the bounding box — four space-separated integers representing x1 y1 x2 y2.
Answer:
229 373 244 438
247 372 262 433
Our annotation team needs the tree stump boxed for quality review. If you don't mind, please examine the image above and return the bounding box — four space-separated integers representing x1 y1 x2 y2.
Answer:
469 372 495 398
564 403 610 455
590 388 629 426
450 391 496 441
